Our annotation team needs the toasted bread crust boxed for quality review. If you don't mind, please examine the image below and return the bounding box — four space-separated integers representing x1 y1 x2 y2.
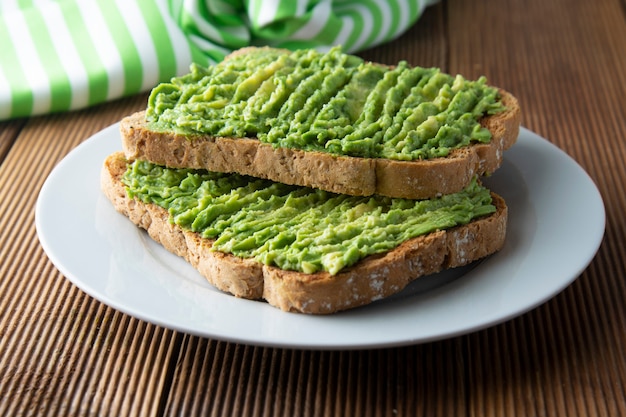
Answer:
121 89 520 199
101 152 508 314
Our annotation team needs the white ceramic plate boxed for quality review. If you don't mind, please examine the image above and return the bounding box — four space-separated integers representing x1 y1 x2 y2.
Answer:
36 125 605 349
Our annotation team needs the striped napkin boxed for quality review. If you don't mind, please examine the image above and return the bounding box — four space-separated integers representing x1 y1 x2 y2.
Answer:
0 0 436 121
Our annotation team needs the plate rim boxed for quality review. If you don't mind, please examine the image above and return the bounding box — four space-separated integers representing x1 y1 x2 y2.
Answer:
35 125 606 350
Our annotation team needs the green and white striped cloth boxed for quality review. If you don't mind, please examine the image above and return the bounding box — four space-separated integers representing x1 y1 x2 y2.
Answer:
0 0 436 121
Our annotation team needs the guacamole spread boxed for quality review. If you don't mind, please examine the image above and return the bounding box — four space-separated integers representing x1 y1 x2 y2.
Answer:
123 160 496 275
146 46 504 161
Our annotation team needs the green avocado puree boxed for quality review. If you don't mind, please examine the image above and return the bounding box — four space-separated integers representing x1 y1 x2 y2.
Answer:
146 46 504 161
123 160 496 275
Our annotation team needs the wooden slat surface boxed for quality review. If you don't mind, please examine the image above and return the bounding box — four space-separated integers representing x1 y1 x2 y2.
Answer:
1 0 625 416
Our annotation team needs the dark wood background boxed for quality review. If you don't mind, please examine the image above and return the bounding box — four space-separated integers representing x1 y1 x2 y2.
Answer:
1 0 624 415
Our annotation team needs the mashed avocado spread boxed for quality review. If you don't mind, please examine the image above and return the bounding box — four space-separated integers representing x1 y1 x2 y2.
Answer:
146 46 504 161
123 160 496 275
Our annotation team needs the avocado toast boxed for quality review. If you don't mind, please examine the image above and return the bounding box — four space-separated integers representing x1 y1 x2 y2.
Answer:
101 46 519 314
121 46 520 199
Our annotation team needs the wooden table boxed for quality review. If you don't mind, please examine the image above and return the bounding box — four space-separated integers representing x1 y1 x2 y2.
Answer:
1 0 624 415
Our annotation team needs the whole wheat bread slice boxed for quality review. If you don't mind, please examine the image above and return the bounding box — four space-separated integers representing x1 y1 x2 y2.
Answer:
101 152 508 314
121 88 520 199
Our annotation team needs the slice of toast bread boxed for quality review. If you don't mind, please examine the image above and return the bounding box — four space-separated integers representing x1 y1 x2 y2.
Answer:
120 88 520 200
101 152 508 314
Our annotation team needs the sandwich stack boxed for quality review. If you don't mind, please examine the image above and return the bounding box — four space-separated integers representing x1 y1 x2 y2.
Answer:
101 46 521 314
